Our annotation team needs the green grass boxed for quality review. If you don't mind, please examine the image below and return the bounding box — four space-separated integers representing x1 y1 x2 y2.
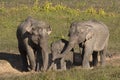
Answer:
0 0 120 52
0 0 120 79
1 66 120 80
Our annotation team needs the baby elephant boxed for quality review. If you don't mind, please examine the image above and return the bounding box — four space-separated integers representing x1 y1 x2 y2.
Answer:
49 39 74 70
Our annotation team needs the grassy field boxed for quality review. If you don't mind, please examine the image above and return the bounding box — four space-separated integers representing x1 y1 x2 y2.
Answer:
1 66 120 80
0 0 120 80
0 0 120 52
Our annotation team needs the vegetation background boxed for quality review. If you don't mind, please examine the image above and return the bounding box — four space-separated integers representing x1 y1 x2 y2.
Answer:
0 0 120 80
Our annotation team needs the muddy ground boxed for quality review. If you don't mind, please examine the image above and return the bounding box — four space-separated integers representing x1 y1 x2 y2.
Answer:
0 52 120 78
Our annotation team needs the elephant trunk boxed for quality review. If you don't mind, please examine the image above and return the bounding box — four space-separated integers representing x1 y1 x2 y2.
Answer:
52 36 77 60
61 40 76 56
39 37 49 71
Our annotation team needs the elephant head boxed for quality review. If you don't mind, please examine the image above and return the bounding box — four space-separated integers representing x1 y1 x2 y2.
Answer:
69 22 94 44
25 17 52 45
24 17 52 71
53 22 94 59
65 22 94 54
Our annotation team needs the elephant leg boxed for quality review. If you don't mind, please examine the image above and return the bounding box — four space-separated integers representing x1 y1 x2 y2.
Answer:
82 41 93 68
48 62 54 70
92 51 98 66
26 47 36 71
81 46 85 62
20 51 28 71
48 62 57 71
35 51 40 71
82 51 92 68
60 58 66 70
21 53 28 71
23 39 36 71
100 45 107 67
19 47 28 71
35 48 43 71
53 63 57 70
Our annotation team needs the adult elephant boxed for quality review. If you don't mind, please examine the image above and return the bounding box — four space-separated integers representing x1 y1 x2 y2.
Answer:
16 17 52 71
53 20 109 69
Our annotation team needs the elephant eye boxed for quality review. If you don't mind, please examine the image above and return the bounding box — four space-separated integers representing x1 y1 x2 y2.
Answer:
31 28 40 36
32 27 35 31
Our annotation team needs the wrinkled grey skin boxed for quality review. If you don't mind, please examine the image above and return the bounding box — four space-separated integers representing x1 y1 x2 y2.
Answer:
49 39 74 70
54 20 109 68
16 17 51 71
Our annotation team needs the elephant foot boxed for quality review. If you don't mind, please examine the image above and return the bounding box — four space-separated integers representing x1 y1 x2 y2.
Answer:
30 70 37 73
92 62 98 67
61 62 67 71
52 64 57 71
30 68 36 71
53 64 57 71
61 68 66 71
48 62 56 71
83 67 94 70
28 65 36 71
22 67 29 72
41 67 48 72
35 63 41 72
100 60 106 67
82 64 90 69
82 64 93 69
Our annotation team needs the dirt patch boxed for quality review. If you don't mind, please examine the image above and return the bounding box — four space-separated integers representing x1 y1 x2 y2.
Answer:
0 60 22 77
106 54 120 66
0 52 120 78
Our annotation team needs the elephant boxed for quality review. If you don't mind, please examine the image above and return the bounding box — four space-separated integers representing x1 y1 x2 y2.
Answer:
53 20 109 69
16 17 52 71
49 39 74 70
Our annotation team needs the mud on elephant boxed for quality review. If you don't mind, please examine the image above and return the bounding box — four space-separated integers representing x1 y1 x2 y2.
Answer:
16 17 52 71
54 20 109 69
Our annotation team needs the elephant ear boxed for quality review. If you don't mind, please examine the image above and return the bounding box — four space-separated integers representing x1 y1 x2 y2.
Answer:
86 26 94 40
25 20 33 34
